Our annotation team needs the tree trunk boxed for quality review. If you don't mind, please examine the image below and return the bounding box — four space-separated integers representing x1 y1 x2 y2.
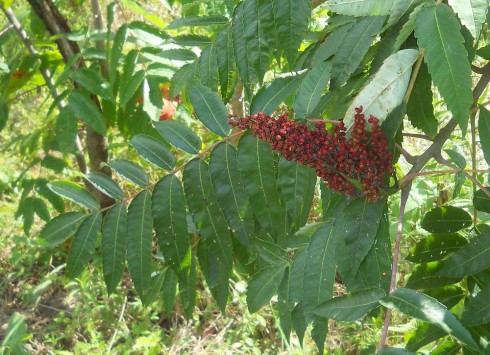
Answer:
27 0 114 209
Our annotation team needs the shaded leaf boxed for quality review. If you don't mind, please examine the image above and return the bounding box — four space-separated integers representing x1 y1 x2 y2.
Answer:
425 286 465 310
272 0 312 66
68 90 106 135
344 49 418 129
130 134 175 170
109 24 128 83
237 135 287 242
48 181 99 211
474 187 490 213
85 172 124 200
247 265 287 313
406 322 446 351
461 284 490 326
255 237 289 266
152 175 192 279
380 288 480 350
126 190 153 301
277 268 292 342
210 143 254 249
162 268 178 315
66 212 102 277
406 62 438 137
478 106 490 166
437 232 490 278
198 44 219 91
55 107 77 153
183 159 232 312
421 206 472 233
155 120 201 154
215 25 235 99
294 60 333 119
312 22 354 65
406 233 468 263
39 212 85 248
102 203 127 294
414 4 472 134
107 159 149 187
313 287 386 321
251 73 305 115
331 16 385 89
278 158 317 233
70 68 113 102
188 85 230 137
406 260 463 289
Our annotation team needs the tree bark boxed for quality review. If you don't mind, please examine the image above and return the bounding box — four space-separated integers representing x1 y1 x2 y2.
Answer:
27 0 114 208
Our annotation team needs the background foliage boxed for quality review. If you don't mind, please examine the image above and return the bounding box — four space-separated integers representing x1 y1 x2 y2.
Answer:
2 0 490 353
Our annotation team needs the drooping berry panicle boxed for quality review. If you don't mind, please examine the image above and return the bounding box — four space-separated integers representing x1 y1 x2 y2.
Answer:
229 107 393 201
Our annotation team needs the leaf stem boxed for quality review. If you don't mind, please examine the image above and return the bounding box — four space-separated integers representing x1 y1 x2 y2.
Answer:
403 51 425 104
379 185 411 350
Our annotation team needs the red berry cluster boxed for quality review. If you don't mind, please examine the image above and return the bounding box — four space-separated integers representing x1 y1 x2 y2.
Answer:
229 107 393 201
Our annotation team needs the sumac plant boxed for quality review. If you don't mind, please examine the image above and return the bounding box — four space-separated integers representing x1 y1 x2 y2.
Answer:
3 0 490 352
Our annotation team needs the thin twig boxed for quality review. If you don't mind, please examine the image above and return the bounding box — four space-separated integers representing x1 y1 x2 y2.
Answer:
399 168 490 186
402 133 433 141
395 143 416 165
472 64 484 74
307 118 342 125
379 185 412 350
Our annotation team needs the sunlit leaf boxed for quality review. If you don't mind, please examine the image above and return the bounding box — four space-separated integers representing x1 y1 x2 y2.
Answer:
344 49 418 129
39 212 85 248
107 159 149 187
380 288 480 350
448 0 488 39
85 172 124 200
325 0 394 16
406 233 468 263
48 181 100 211
154 120 201 154
166 15 229 29
188 85 230 137
414 4 472 134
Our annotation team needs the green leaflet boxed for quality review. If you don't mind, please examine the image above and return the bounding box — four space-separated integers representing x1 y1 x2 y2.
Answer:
313 287 386 321
237 135 287 243
188 85 230 137
129 134 176 170
325 0 394 17
162 268 178 315
232 2 257 95
414 4 473 134
128 21 169 46
102 203 127 295
302 221 337 317
448 0 488 39
68 90 106 135
311 317 328 354
293 60 333 119
277 268 292 342
210 143 254 249
66 212 102 278
250 73 305 115
331 16 385 89
344 49 418 128
183 159 232 312
406 322 446 351
107 159 149 187
425 286 466 310
474 187 490 213
380 288 480 350
272 0 312 66
478 106 490 166
85 172 124 200
406 233 468 263
56 107 77 153
406 260 462 289
39 211 85 248
421 206 472 233
152 174 192 279
461 284 490 326
126 189 153 302
154 120 201 154
215 25 235 99
69 68 114 102
437 232 490 278
142 76 162 121
406 62 438 137
247 265 287 313
337 198 386 284
48 180 100 211
312 22 354 65
198 43 219 91
109 24 128 84
278 158 316 233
